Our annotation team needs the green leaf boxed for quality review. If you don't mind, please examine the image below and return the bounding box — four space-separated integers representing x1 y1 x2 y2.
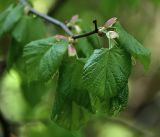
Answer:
83 47 131 114
52 57 93 130
7 39 23 68
1 4 24 36
8 16 46 68
21 81 48 106
0 0 16 12
114 22 151 69
88 84 129 115
57 57 93 111
0 4 14 36
12 16 46 43
109 84 129 115
52 94 91 130
23 37 69 81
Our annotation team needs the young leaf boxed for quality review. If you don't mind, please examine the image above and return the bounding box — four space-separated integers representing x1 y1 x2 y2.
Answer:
83 47 131 112
114 22 151 69
52 57 93 130
23 37 69 81
1 4 24 36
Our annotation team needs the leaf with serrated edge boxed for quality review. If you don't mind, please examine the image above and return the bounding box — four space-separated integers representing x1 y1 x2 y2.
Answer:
109 84 129 115
83 47 131 114
23 37 69 81
114 22 150 69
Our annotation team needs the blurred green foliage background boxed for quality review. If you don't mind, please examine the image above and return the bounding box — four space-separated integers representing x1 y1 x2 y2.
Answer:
0 0 160 137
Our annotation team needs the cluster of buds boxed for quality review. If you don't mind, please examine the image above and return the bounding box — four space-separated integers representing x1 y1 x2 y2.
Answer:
67 15 82 33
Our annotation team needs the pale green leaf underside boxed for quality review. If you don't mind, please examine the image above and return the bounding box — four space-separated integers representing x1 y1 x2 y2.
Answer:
23 37 68 81
52 57 93 130
114 22 151 69
57 57 92 110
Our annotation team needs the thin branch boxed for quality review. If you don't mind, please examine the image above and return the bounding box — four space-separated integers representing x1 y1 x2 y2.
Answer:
19 0 99 40
20 0 73 36
28 8 73 36
72 20 98 39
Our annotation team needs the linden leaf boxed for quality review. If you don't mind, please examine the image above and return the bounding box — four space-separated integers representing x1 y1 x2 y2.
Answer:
83 47 131 114
52 57 93 130
114 22 151 69
23 37 69 81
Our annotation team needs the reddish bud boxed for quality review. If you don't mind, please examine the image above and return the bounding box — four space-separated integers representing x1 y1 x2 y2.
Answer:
104 17 117 28
70 15 79 24
68 44 77 56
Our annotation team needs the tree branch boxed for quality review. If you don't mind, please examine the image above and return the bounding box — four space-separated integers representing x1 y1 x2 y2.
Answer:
28 8 73 36
72 20 98 39
20 0 73 36
19 0 99 40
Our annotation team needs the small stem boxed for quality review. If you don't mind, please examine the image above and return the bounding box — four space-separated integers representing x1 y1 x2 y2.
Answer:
72 30 96 39
72 20 98 40
93 20 98 32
